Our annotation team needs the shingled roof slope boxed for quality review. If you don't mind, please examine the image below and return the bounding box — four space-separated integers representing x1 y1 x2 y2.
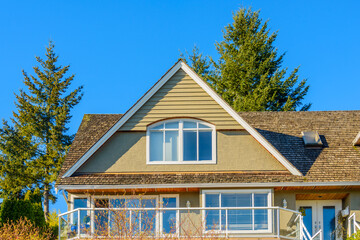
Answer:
59 114 123 177
57 111 360 186
239 111 360 182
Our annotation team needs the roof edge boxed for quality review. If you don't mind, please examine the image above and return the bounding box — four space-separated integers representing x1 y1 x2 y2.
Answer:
62 60 303 178
56 181 360 191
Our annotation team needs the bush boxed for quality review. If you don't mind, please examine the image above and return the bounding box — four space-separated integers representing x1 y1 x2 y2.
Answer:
0 217 53 240
348 231 360 240
47 210 59 238
0 199 46 227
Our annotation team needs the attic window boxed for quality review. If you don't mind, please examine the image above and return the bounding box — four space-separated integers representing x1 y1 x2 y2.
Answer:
353 132 360 146
301 131 323 148
147 119 216 164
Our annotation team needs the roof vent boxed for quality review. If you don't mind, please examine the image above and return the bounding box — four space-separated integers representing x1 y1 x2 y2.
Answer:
353 132 360 146
301 131 323 149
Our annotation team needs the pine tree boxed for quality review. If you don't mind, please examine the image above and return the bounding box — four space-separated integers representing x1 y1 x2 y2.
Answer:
0 41 83 220
183 8 310 111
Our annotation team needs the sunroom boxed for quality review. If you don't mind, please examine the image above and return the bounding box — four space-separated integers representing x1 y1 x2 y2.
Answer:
59 189 306 239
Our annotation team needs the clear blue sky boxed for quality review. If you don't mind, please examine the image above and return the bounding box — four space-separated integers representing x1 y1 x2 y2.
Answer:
0 0 359 214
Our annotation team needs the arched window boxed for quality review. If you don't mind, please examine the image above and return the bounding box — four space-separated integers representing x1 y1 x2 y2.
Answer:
147 119 216 164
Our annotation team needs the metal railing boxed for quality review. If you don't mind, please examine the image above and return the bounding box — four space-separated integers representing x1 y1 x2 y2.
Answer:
58 206 308 239
348 212 360 237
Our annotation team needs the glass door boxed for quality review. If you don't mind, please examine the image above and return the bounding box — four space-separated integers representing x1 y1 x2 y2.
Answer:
296 200 341 240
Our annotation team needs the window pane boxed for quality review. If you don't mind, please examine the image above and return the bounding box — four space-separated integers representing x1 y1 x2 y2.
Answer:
183 121 197 128
199 123 211 129
73 198 89 233
110 198 125 208
141 199 157 233
323 206 336 240
150 131 163 161
199 131 212 160
94 199 109 234
162 197 177 234
165 122 179 129
151 124 163 130
165 131 178 161
221 194 252 207
254 194 268 207
254 194 268 230
205 194 220 230
126 199 140 233
183 131 197 161
221 194 252 231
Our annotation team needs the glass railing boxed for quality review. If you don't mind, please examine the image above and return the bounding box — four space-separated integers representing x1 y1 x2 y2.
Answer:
348 212 360 237
58 206 303 239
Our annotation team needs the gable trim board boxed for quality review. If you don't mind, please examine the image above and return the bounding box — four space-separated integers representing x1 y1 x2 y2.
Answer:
56 181 360 191
62 60 302 178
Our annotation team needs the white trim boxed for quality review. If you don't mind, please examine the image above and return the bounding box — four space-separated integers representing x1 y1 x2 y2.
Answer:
63 60 302 177
57 181 360 191
146 119 216 164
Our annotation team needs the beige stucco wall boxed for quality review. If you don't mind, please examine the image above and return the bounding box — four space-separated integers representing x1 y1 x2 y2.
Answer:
77 130 286 173
120 69 243 131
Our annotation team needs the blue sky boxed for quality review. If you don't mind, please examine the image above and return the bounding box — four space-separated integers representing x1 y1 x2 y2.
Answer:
0 1 359 213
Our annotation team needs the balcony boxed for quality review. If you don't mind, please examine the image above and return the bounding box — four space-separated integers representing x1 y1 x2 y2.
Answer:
58 206 312 239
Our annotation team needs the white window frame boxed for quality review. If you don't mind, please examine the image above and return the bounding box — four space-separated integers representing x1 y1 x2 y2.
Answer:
201 189 273 234
159 194 180 237
71 195 180 237
146 119 217 164
70 194 91 237
90 195 159 235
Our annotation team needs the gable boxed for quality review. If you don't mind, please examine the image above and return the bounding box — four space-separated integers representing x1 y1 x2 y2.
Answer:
76 130 287 173
60 60 302 178
120 69 243 131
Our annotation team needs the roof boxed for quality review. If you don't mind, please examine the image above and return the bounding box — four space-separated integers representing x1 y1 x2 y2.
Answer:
57 111 360 187
59 114 123 177
239 111 360 181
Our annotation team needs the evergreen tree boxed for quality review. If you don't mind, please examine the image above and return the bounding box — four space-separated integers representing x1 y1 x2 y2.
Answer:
183 8 310 111
0 41 83 220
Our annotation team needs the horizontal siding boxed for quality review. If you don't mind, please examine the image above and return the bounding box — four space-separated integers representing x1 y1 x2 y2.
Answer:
120 69 243 131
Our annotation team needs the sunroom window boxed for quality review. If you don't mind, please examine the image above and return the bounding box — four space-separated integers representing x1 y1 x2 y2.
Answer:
147 119 216 163
203 190 271 232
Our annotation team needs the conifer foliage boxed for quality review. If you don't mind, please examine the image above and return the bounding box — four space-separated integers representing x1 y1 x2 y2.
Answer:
0 42 83 220
184 8 311 111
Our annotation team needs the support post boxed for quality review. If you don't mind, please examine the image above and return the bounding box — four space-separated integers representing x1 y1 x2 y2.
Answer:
277 208 280 238
78 209 81 239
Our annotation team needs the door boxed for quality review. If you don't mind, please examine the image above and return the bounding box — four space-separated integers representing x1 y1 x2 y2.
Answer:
296 200 341 240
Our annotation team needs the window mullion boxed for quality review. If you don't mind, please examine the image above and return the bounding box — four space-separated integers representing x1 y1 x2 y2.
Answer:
179 121 183 162
196 123 199 161
252 193 255 231
162 128 165 162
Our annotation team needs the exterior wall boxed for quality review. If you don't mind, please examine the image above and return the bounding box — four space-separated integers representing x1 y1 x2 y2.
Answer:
77 131 286 173
120 69 243 131
348 192 360 221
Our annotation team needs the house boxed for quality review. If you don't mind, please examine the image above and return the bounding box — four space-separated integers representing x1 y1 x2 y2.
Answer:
56 60 360 240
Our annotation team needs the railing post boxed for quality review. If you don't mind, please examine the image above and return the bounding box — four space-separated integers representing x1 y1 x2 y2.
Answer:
78 209 81 239
225 209 228 238
277 208 280 238
299 215 303 240
177 209 180 237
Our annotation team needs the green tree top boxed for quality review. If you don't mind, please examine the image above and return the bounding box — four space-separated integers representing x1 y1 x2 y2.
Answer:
183 8 311 111
0 41 83 220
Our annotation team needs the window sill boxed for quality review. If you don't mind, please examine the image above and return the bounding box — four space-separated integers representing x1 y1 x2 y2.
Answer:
147 160 217 165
